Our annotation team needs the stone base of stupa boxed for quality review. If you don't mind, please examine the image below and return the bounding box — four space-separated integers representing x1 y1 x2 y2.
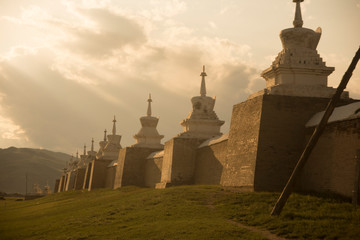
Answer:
248 84 349 100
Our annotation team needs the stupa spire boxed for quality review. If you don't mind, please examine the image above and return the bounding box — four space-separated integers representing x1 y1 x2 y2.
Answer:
91 138 94 151
76 150 79 159
103 129 107 141
112 116 116 135
200 65 207 97
293 0 304 28
83 144 86 155
147 94 152 117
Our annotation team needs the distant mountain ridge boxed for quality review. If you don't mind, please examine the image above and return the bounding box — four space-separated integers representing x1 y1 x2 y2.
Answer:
0 147 71 194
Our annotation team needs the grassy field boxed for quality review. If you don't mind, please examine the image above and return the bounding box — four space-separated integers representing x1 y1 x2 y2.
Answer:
0 186 359 240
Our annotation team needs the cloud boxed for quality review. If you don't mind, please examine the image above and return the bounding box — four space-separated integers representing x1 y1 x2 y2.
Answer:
0 1 262 153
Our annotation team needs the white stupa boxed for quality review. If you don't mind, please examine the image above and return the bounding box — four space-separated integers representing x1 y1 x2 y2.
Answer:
87 138 97 159
249 0 348 99
96 130 108 159
101 116 122 160
79 144 87 168
133 94 164 149
179 66 224 139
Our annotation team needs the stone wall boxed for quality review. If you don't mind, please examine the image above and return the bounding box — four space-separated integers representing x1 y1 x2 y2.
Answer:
83 162 92 190
254 95 337 191
222 94 355 191
145 156 163 188
114 147 162 188
195 140 228 185
105 166 117 189
65 171 76 191
58 175 66 192
158 138 203 188
299 118 360 197
54 179 60 193
88 159 112 190
74 168 86 190
221 96 263 188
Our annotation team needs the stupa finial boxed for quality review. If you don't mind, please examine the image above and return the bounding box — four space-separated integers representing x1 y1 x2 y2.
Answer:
91 138 94 151
104 129 107 141
147 94 152 117
83 144 86 155
200 65 207 97
76 150 79 159
293 0 304 28
112 116 116 135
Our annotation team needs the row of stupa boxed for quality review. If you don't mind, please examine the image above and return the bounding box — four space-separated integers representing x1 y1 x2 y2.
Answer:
71 65 224 166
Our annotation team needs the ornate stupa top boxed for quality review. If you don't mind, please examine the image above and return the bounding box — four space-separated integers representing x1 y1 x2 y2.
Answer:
200 65 207 97
103 129 107 141
147 94 152 117
280 0 321 51
112 116 116 135
293 0 304 28
91 138 94 152
83 144 86 156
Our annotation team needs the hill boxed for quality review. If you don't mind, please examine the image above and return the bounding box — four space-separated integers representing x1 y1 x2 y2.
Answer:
0 147 71 194
0 186 359 240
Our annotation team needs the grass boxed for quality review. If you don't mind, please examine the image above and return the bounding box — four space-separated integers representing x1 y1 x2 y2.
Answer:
0 185 359 240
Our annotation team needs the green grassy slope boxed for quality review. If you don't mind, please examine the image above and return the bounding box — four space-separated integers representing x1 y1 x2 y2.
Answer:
0 147 71 194
0 186 359 240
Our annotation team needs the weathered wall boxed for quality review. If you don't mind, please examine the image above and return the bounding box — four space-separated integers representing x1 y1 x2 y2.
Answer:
105 166 116 189
74 168 86 190
58 175 64 192
195 140 228 185
145 157 163 188
88 159 112 191
114 147 162 188
65 171 76 191
158 137 203 188
299 118 360 197
83 162 92 190
54 179 60 193
222 94 354 191
254 95 339 191
113 148 127 189
221 96 263 188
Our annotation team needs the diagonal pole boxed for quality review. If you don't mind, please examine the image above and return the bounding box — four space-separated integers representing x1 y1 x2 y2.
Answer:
271 47 360 216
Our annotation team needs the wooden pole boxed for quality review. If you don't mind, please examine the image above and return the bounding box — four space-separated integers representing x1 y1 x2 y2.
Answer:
271 47 360 216
353 149 360 208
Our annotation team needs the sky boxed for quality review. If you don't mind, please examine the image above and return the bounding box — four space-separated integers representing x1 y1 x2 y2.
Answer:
0 0 359 155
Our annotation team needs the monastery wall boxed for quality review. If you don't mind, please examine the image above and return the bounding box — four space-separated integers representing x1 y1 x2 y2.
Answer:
254 95 334 191
195 140 228 185
158 138 203 187
299 118 360 197
54 179 60 193
221 96 263 188
88 159 112 190
105 166 116 189
145 156 163 188
114 147 161 188
74 168 86 190
65 171 76 191
83 162 92 190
